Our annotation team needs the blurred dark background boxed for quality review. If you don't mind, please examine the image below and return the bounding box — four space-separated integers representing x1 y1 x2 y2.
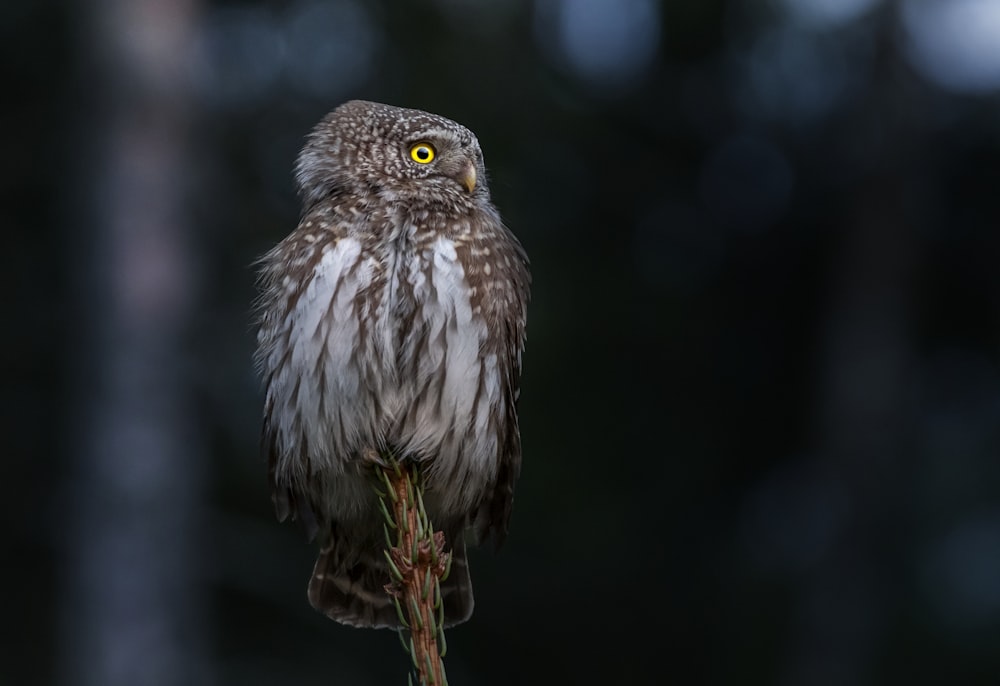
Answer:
5 0 1000 684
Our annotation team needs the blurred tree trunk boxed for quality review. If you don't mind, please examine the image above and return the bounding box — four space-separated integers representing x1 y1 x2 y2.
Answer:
61 1 208 685
787 7 921 685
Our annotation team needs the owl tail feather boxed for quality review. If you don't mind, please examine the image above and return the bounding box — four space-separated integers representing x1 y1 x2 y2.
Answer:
307 535 474 629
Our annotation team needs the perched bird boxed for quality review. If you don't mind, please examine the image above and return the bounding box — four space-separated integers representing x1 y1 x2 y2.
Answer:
254 100 530 628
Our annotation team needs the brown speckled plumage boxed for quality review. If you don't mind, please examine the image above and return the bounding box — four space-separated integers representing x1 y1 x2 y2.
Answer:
254 101 530 628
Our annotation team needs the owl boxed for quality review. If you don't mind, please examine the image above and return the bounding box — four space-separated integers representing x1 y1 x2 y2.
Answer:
254 100 530 628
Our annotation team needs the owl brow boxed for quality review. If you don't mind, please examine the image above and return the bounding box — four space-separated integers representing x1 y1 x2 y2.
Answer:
408 127 462 145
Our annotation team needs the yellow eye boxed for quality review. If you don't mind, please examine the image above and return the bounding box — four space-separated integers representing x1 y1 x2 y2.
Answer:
409 142 436 164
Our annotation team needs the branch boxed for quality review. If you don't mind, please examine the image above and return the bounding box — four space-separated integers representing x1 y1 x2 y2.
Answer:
374 455 451 686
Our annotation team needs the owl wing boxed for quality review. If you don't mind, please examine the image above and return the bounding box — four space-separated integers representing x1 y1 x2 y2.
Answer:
255 203 377 542
262 401 320 539
256 220 329 542
470 218 531 547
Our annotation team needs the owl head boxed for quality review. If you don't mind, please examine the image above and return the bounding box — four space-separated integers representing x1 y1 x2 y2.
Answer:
295 100 490 211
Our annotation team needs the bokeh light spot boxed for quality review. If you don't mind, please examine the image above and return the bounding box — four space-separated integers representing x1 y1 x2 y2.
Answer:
535 0 660 94
700 135 794 233
283 0 379 99
634 201 724 295
902 0 1000 94
921 511 1000 629
734 25 868 124
780 0 881 29
741 461 850 574
197 7 285 108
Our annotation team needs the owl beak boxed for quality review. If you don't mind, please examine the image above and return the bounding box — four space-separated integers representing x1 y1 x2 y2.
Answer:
459 161 477 193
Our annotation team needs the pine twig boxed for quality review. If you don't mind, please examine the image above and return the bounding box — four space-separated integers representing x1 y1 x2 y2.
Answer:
372 453 450 686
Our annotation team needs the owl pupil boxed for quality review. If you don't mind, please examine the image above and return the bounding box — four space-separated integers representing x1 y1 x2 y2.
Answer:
416 148 429 160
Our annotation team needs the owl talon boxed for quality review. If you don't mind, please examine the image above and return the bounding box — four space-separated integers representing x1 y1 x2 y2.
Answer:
361 447 385 467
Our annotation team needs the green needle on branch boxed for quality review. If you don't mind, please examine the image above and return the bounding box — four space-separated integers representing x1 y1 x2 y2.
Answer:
371 452 451 686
